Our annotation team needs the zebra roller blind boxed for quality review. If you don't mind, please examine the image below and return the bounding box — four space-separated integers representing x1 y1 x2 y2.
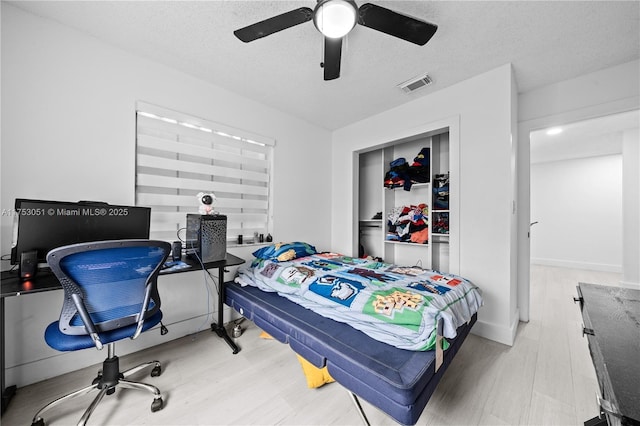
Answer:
135 102 274 243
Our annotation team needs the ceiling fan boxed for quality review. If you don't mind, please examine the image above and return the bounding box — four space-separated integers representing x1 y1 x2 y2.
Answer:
233 0 438 81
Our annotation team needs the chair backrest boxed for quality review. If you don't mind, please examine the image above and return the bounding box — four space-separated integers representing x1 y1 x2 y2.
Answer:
47 240 170 341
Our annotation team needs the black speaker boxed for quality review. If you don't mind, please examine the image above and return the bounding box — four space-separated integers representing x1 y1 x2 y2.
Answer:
186 214 227 263
172 241 182 261
20 250 38 280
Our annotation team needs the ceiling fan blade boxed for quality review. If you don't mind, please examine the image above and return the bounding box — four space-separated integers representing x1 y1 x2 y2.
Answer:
234 7 314 42
323 37 342 81
358 3 437 46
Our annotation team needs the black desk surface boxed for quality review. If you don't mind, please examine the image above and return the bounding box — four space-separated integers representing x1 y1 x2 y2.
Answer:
1 253 245 298
578 283 640 424
1 269 61 298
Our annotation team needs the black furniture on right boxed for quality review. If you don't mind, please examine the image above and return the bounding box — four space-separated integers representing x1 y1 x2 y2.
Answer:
575 283 640 426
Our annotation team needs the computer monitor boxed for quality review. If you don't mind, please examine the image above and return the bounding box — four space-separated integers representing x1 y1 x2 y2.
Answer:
10 198 151 267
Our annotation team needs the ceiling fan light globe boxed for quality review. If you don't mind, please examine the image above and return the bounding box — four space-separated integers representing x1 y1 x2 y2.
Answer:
314 0 358 38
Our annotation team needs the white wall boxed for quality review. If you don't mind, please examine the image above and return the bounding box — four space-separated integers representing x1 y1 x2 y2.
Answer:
517 60 640 320
1 4 332 387
530 154 622 271
622 128 640 287
332 64 519 346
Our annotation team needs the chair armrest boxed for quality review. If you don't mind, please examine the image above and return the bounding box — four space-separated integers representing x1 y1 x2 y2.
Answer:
131 284 153 340
132 319 145 340
71 293 103 350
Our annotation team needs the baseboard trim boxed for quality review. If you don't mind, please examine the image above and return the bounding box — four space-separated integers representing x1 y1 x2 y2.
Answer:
471 312 519 347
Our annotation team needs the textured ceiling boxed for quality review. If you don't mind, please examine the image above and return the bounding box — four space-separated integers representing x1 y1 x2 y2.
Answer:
8 0 640 130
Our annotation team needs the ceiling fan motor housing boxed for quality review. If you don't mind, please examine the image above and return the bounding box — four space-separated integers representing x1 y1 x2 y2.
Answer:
313 0 359 38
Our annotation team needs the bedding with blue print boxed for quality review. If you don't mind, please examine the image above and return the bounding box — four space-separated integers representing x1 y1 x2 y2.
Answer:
236 249 482 351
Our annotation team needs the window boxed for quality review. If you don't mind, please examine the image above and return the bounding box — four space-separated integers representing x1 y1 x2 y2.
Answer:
135 102 274 244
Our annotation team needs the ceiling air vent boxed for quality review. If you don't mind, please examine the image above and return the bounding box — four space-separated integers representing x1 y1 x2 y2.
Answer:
398 73 433 93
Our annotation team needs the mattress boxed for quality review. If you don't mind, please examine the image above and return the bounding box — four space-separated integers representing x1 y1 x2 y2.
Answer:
225 280 477 425
235 251 482 351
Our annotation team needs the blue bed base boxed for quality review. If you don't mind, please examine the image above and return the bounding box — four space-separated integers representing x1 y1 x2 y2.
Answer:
224 280 477 426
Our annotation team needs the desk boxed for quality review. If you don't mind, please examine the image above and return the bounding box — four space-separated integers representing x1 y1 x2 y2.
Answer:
575 283 640 426
0 252 244 415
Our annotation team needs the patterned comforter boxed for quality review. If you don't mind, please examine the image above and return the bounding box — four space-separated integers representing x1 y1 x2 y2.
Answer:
235 252 483 351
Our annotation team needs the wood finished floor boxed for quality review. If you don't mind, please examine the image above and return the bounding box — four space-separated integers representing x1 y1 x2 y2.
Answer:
2 265 623 425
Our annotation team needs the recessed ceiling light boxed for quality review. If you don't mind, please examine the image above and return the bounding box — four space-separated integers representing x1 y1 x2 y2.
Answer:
546 127 563 136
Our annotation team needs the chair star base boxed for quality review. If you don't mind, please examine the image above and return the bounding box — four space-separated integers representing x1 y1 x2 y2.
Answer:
31 342 164 426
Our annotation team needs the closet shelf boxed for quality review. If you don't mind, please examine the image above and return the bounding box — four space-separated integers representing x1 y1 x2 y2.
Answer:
359 220 383 228
384 182 430 190
384 240 428 246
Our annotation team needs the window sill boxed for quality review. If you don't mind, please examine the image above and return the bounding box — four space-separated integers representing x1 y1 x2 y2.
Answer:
228 242 271 249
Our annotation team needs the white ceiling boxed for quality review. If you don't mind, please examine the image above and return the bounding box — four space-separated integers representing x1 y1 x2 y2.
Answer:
7 0 640 130
530 109 639 164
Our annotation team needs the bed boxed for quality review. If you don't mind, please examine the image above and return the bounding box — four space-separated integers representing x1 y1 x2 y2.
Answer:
225 242 482 425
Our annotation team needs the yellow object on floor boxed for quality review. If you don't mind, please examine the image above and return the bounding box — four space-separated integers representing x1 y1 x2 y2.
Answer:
295 354 335 388
259 330 273 339
259 330 335 388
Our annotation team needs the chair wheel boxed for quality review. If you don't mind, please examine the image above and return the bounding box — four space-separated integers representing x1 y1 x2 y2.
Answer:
32 418 45 426
151 397 164 412
151 365 162 377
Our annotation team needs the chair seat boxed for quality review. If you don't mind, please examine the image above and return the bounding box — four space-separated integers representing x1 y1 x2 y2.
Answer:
45 311 163 352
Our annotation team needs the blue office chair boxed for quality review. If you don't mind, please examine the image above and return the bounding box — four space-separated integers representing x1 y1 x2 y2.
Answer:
31 239 171 426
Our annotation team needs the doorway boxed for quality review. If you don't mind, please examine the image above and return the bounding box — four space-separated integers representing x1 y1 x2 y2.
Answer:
529 112 635 272
519 108 639 322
